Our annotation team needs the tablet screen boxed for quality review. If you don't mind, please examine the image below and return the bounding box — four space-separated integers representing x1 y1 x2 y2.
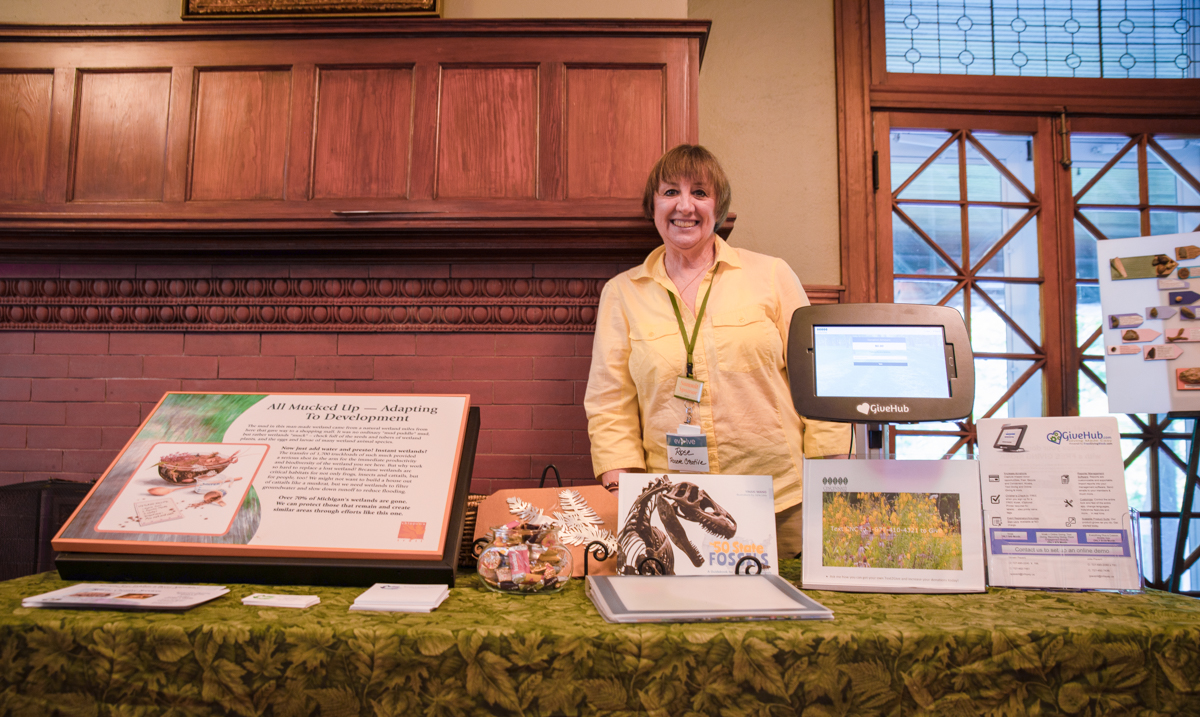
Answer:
813 325 951 398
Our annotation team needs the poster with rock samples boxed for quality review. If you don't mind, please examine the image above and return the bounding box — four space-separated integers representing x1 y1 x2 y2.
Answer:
1097 231 1200 414
54 392 471 562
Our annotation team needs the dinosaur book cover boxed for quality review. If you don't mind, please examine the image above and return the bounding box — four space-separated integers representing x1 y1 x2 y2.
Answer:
615 473 779 576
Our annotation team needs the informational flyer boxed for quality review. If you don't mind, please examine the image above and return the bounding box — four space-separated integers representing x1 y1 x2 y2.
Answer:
802 458 985 593
54 393 470 561
1097 231 1200 414
615 473 779 575
976 416 1141 591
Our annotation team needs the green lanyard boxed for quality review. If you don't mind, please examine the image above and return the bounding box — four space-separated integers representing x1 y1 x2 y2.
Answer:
668 279 714 380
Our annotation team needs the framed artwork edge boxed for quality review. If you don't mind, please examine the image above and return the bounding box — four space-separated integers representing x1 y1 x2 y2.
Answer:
181 0 440 20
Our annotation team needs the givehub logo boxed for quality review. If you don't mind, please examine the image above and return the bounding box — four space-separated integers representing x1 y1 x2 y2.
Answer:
1047 429 1108 445
856 402 910 416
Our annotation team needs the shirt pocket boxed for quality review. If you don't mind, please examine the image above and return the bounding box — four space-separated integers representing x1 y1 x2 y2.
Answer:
711 307 781 373
629 320 682 383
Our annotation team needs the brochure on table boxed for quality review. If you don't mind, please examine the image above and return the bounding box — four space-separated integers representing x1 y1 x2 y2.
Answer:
615 473 778 575
802 458 985 593
977 416 1141 591
23 583 230 611
54 392 471 562
1096 230 1200 414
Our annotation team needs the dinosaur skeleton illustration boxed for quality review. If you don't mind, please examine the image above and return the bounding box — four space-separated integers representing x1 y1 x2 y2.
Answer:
616 476 737 575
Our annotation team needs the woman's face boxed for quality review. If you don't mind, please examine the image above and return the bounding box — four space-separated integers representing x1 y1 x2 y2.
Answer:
653 177 717 256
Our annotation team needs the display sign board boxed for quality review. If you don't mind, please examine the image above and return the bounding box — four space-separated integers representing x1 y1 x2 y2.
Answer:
977 416 1141 591
801 458 985 593
53 393 476 585
1097 231 1200 414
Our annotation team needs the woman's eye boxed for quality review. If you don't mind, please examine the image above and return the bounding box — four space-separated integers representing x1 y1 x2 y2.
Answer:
693 190 708 198
662 189 679 196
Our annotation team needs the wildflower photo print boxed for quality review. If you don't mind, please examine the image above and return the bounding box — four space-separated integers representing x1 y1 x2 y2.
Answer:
821 492 963 570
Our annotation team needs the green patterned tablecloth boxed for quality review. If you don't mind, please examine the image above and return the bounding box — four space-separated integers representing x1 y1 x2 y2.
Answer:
2 560 1200 716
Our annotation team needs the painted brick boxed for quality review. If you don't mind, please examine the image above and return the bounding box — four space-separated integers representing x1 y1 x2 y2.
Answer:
28 426 102 450
137 264 213 278
102 426 137 450
0 402 65 425
0 332 34 353
144 356 219 379
575 333 595 356
288 265 371 278
0 449 61 471
110 333 184 355
32 379 106 402
106 379 181 403
573 431 592 456
213 264 289 278
376 356 452 381
453 356 533 381
34 333 108 355
493 380 573 405
257 380 337 393
533 356 591 381
368 264 449 278
66 402 141 426
339 334 416 356
184 333 260 356
179 379 258 393
0 473 21 487
468 478 492 494
262 333 338 356
479 404 531 430
59 264 136 279
0 263 57 278
63 449 119 474
295 356 372 380
491 429 573 455
415 334 496 357
451 264 533 278
530 454 594 480
534 263 625 279
532 405 588 431
0 426 25 448
470 454 531 479
496 333 577 357
0 378 30 401
220 356 295 379
574 380 590 405
411 380 492 405
69 355 143 378
0 355 69 378
335 380 415 393
488 478 543 491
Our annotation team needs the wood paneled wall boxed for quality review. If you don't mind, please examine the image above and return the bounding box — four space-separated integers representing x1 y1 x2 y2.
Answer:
0 20 708 262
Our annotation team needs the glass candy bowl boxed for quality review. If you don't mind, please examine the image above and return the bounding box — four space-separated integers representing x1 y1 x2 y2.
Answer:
477 524 573 594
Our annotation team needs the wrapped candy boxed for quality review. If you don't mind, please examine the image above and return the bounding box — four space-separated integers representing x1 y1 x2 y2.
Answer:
477 523 573 594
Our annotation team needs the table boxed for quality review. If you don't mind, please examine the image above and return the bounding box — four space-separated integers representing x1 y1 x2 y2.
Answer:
2 560 1199 715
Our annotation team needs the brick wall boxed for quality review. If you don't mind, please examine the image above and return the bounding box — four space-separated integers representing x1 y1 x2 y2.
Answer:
0 330 597 493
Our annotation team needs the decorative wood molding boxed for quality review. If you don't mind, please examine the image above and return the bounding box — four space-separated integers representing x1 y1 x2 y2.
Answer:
0 276 844 332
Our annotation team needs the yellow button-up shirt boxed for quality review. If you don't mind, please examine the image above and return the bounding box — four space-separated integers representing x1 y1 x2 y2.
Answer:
584 237 850 512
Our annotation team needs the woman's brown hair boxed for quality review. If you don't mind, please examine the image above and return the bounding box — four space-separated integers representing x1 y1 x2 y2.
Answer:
642 144 732 230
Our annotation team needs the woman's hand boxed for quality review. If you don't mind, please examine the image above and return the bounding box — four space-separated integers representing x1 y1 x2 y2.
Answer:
599 469 636 493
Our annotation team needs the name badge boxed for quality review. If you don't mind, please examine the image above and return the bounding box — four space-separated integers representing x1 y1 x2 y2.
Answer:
667 432 709 473
674 376 704 403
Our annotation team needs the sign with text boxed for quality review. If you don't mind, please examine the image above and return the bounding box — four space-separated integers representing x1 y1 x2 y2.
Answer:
54 393 471 562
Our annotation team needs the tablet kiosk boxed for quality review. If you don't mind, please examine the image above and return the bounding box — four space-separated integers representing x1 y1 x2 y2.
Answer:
788 303 974 458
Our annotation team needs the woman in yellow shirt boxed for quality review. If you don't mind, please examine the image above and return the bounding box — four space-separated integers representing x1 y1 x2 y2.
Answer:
583 144 849 557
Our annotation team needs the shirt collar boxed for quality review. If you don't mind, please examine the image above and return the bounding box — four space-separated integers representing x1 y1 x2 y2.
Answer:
631 236 741 284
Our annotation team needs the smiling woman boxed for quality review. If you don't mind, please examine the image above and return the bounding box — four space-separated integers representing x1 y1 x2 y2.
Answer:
585 144 850 557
